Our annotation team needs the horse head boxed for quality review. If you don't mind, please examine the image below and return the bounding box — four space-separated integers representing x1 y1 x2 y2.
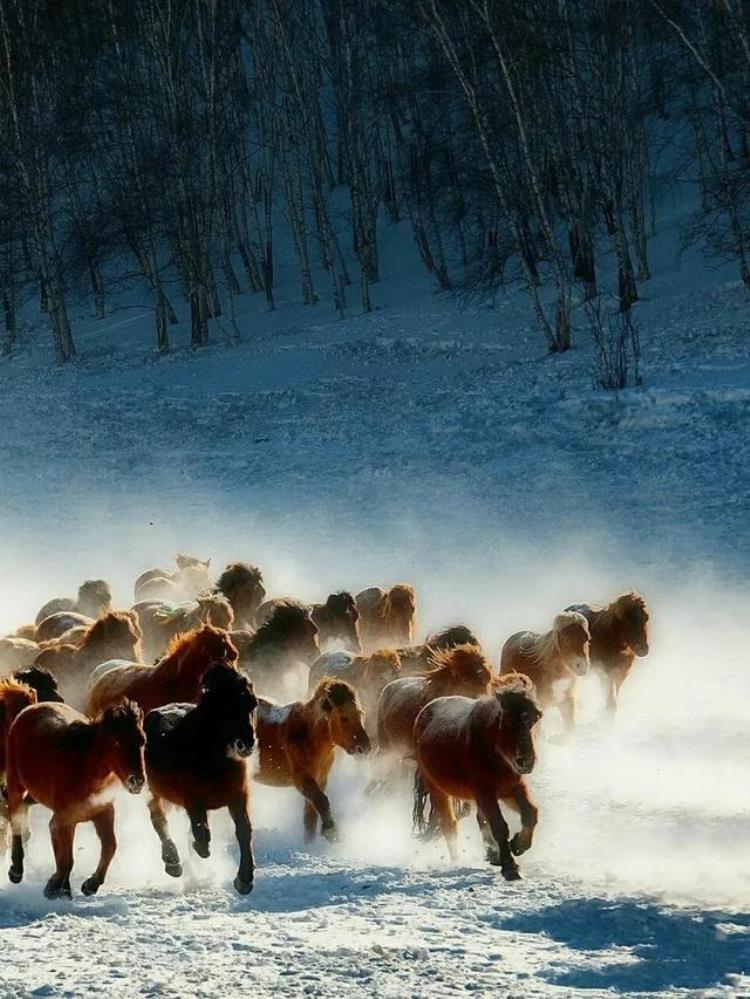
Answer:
615 593 650 657
315 678 370 756
199 663 257 759
553 611 591 676
490 675 542 775
98 699 145 794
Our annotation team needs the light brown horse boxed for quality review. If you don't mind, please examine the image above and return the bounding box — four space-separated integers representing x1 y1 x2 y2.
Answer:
34 579 112 628
499 611 590 735
213 562 266 629
308 649 400 737
86 624 238 717
6 699 145 898
134 553 212 603
414 674 542 880
0 637 40 674
356 584 417 652
566 593 650 715
134 594 234 662
34 612 143 708
254 678 370 841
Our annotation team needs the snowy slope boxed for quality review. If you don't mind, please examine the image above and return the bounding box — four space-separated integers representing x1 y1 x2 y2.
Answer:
0 214 749 997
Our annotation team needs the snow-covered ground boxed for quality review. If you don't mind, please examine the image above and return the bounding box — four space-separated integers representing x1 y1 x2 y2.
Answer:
0 213 749 997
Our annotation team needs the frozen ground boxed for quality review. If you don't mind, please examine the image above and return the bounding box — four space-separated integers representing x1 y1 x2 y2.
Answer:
0 212 749 997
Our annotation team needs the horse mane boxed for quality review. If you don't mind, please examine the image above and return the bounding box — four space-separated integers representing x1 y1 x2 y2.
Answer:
0 677 37 714
310 676 359 708
79 611 142 652
425 643 491 694
526 611 590 667
492 670 537 700
76 579 111 606
426 624 480 651
214 562 263 600
361 648 400 684
163 623 225 660
98 697 143 730
252 600 312 648
381 584 416 622
13 666 61 702
598 591 647 626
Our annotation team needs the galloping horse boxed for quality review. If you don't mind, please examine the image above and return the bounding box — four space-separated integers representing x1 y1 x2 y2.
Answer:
356 584 417 652
499 610 589 735
566 593 650 715
134 553 212 603
237 601 319 700
86 625 238 716
145 665 258 894
414 673 542 879
135 594 233 661
0 679 38 854
308 648 400 738
254 678 370 841
5 699 145 898
213 562 266 629
310 593 361 653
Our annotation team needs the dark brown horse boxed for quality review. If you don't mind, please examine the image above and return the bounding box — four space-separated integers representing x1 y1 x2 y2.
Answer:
254 678 370 841
135 594 234 661
6 699 145 897
13 667 64 704
566 593 650 715
213 562 266 629
414 674 542 879
86 624 238 717
499 611 590 735
34 612 143 708
356 584 417 652
144 664 258 894
237 601 319 700
310 593 361 653
34 579 112 628
308 648 400 737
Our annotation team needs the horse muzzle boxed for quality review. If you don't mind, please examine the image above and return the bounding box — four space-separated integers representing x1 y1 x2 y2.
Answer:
513 755 535 775
573 658 590 677
351 737 372 757
633 643 649 657
231 738 254 759
126 774 145 795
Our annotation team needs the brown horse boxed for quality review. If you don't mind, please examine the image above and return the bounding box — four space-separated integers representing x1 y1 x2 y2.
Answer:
237 601 319 700
213 562 266 629
499 611 590 735
414 674 542 880
34 579 112 628
6 699 145 898
144 664 258 894
397 625 483 677
134 553 212 603
356 584 417 652
254 678 370 841
566 593 650 715
308 649 400 737
0 637 40 673
0 679 38 854
310 593 361 653
86 624 238 717
135 594 234 662
34 611 143 708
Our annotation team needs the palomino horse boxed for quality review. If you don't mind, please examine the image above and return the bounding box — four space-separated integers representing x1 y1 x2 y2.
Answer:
254 678 370 841
414 673 542 880
310 593 361 653
356 584 417 652
308 648 400 738
86 625 238 717
212 562 266 629
499 610 590 735
236 601 320 700
34 612 143 708
145 664 257 895
134 553 212 603
566 593 650 715
134 594 233 661
34 579 112 628
6 699 145 898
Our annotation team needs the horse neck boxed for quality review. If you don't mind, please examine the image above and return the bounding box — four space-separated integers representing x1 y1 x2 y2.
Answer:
159 642 204 682
248 627 286 668
591 605 626 652
300 698 332 746
531 629 563 674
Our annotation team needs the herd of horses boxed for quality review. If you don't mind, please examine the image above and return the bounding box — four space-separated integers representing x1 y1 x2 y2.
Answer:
0 552 650 898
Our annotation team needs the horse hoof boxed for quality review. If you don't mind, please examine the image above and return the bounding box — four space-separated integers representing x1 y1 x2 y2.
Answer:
486 850 501 866
233 876 254 895
502 866 522 882
165 862 183 878
8 866 22 884
322 823 339 843
192 841 210 859
81 877 101 896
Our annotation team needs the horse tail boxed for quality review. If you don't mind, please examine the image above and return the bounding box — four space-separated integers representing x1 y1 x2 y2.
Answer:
412 768 430 836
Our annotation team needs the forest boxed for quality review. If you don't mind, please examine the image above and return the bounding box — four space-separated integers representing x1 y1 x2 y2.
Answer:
0 0 747 366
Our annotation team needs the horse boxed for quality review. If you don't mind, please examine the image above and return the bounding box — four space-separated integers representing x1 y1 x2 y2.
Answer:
310 593 361 653
566 593 650 715
0 678 38 855
85 624 238 717
237 601 319 700
397 625 483 677
5 699 145 898
144 664 257 894
254 677 370 841
414 673 542 880
356 584 417 652
499 611 590 736
0 637 40 674
34 579 112 628
36 611 94 643
34 612 143 708
134 593 234 662
134 553 212 603
213 562 266 629
308 648 400 737
13 666 64 704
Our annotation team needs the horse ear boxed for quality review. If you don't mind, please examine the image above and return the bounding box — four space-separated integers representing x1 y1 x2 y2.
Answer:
204 559 211 568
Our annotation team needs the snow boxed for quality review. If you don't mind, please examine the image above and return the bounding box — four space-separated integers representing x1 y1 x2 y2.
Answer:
0 210 749 996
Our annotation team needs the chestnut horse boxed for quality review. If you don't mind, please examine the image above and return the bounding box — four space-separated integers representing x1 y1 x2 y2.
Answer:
356 584 417 652
145 664 258 894
310 593 361 653
414 674 542 880
6 700 145 898
237 601 320 700
134 553 212 603
86 625 238 717
0 679 38 854
135 594 233 662
254 678 370 841
499 611 590 735
308 649 400 738
35 579 112 628
397 625 483 677
34 611 143 708
213 562 266 629
566 593 650 715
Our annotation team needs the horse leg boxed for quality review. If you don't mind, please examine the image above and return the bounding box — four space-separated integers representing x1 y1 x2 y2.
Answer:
228 793 254 895
6 766 29 884
148 796 182 877
475 792 519 880
303 802 318 841
295 776 337 843
503 782 538 857
476 810 501 865
45 815 74 899
558 694 576 737
187 805 211 859
81 804 116 896
425 782 459 861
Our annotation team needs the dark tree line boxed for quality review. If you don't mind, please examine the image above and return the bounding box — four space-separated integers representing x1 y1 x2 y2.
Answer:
0 0 747 361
